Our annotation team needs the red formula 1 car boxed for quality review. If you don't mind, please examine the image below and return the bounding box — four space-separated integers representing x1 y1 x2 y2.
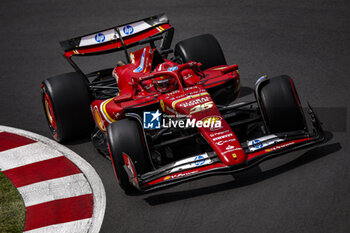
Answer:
41 14 324 193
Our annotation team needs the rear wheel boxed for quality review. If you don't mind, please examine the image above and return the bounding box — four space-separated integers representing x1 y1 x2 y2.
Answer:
107 118 153 193
257 75 306 133
174 34 226 70
41 72 94 142
175 34 233 105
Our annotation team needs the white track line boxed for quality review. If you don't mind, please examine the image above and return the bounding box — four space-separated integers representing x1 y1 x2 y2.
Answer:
0 142 63 171
18 174 92 207
23 218 92 233
0 126 105 233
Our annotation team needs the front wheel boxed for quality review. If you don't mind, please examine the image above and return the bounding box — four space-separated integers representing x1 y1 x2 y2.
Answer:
41 72 94 142
257 75 307 133
107 118 153 193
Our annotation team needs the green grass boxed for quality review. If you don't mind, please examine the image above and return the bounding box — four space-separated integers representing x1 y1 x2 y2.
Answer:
0 171 25 233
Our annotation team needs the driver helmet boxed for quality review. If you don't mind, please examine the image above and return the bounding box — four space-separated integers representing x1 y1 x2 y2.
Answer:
154 76 178 93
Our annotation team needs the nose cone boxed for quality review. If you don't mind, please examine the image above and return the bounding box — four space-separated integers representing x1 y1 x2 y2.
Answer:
198 120 246 166
160 86 246 166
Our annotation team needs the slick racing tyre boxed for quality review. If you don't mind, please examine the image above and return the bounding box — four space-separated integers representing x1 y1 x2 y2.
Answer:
175 34 226 70
41 72 94 142
257 75 306 133
107 118 153 193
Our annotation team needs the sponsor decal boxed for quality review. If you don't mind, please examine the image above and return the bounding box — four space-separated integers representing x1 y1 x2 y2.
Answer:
179 96 211 108
171 93 210 110
144 83 154 91
168 90 181 97
163 170 199 181
79 29 115 47
95 33 105 43
251 139 263 149
265 141 295 152
143 110 162 129
226 145 234 150
133 48 146 73
216 138 236 145
183 73 193 80
222 148 243 155
210 130 229 137
248 135 283 152
202 116 221 124
167 66 178 72
169 153 211 172
123 25 134 35
202 116 223 131
213 133 233 141
194 155 205 166
78 21 153 47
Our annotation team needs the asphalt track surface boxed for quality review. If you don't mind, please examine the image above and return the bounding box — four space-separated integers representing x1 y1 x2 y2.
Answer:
0 0 349 233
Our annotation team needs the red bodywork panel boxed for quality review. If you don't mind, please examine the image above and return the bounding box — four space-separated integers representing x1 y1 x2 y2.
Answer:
90 45 242 166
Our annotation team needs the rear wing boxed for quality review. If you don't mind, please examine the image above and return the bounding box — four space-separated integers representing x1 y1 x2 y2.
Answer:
60 13 174 66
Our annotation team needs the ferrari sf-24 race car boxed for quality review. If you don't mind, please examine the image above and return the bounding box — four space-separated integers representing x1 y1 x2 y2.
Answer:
41 14 324 193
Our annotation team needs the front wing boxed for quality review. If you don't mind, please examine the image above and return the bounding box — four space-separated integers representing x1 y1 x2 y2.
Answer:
124 104 324 192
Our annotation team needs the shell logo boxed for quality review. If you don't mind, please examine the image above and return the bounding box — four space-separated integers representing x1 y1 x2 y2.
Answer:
164 176 171 181
202 116 221 125
202 116 223 130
